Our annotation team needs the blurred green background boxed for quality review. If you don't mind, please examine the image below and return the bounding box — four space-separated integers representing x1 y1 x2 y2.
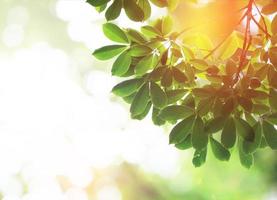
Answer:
0 0 276 200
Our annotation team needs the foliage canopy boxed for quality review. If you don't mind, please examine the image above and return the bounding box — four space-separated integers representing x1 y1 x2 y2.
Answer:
90 0 277 168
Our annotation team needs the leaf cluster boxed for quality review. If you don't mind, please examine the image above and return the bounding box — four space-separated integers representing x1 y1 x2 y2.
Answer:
90 0 277 168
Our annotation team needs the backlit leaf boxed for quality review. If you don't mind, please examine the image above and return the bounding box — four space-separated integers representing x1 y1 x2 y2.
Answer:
93 45 127 60
112 78 144 97
130 82 150 117
112 51 132 76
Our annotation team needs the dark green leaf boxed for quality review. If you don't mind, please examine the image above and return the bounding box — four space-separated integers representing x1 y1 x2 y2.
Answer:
166 89 187 104
192 148 207 167
132 102 152 120
235 118 255 141
210 137 230 161
238 139 253 169
242 122 262 154
169 115 195 144
262 120 277 149
205 116 226 134
87 0 110 7
150 82 167 108
175 134 192 150
152 107 165 126
105 0 122 21
192 116 208 151
221 117 236 149
159 105 194 121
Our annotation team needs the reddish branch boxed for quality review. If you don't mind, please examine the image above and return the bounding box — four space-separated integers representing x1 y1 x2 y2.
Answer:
201 0 272 82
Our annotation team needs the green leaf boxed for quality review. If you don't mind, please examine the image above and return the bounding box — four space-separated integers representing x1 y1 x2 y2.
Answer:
132 102 152 120
141 25 162 38
166 89 187 104
221 117 236 149
238 139 253 169
218 31 242 60
129 45 152 57
197 97 213 116
267 113 277 125
190 59 209 70
262 120 277 150
235 118 255 142
210 137 230 161
242 122 262 154
87 0 110 7
192 148 207 167
205 116 226 134
95 4 107 13
105 0 122 21
159 105 194 121
138 0 151 20
103 23 129 43
175 134 192 150
112 78 144 97
192 116 208 151
93 45 127 60
126 29 148 44
123 0 144 22
252 104 270 115
152 107 166 126
269 88 277 110
130 82 150 117
112 51 132 76
122 93 136 104
135 54 158 75
161 15 173 35
169 115 195 144
150 82 167 109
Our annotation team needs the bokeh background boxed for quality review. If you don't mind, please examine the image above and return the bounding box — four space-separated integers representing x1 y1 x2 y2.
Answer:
0 0 276 200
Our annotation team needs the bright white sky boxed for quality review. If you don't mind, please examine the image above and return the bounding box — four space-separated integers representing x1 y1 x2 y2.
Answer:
0 1 181 200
